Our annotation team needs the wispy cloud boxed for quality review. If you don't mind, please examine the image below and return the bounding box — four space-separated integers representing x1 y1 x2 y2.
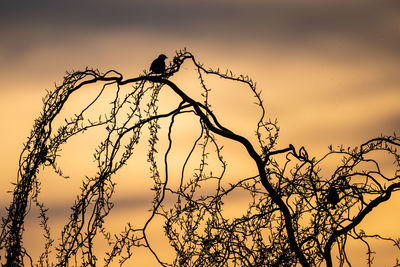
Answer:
1 0 399 58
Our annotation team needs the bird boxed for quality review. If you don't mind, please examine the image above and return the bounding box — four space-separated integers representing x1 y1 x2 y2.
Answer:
326 186 340 208
150 54 167 74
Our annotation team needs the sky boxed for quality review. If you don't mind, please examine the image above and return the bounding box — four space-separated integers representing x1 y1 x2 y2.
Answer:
0 0 399 265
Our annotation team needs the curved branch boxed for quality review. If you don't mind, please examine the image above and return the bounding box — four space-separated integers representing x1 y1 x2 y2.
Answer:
323 182 400 266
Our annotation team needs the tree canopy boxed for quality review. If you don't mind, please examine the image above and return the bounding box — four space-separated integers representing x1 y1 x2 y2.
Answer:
1 50 399 266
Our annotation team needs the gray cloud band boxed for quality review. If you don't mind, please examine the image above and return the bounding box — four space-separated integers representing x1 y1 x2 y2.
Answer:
1 0 399 55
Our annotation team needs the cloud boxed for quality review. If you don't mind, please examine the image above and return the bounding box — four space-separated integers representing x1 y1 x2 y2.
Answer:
1 0 399 57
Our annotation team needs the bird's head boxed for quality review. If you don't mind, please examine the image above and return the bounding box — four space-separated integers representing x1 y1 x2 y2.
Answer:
158 54 167 60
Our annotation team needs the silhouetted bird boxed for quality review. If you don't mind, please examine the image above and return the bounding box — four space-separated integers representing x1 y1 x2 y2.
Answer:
326 186 340 208
150 54 167 74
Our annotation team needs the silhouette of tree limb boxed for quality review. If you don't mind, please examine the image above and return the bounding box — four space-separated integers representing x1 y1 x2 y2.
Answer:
1 49 399 266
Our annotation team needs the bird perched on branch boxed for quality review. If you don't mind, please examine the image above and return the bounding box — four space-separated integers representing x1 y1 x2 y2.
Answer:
150 54 167 75
326 186 340 208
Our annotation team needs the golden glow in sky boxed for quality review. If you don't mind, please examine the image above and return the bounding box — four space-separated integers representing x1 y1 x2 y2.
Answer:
0 0 399 265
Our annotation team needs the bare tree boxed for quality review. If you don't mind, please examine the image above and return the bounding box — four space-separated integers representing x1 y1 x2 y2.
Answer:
1 49 399 266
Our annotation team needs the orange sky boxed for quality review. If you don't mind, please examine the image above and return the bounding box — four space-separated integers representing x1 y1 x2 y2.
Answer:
0 0 399 265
